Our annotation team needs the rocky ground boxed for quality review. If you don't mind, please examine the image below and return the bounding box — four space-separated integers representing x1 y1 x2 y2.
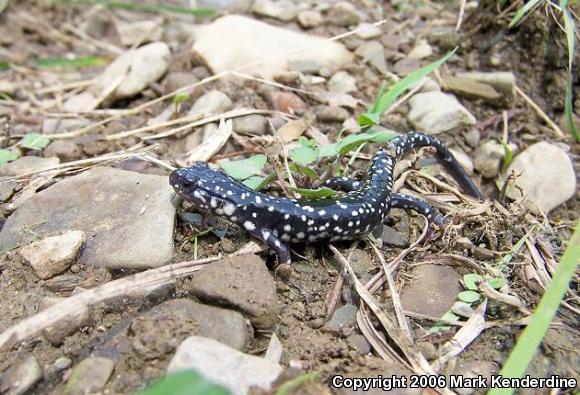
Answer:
0 0 578 394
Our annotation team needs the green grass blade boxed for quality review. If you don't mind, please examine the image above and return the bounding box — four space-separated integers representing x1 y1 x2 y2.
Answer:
560 2 579 141
139 370 229 395
359 48 457 126
36 56 106 69
0 0 9 15
488 222 580 395
509 0 542 28
56 0 215 16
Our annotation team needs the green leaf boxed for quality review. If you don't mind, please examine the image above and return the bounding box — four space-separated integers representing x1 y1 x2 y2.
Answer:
21 133 50 150
488 223 580 395
275 372 319 395
289 146 320 166
336 130 397 155
0 62 10 71
298 136 317 148
289 162 318 180
36 56 106 69
0 0 10 15
139 370 229 395
288 186 338 199
458 290 481 303
318 143 338 158
561 3 579 141
221 154 266 181
243 176 265 190
463 273 483 291
508 0 542 28
361 48 457 126
500 139 513 171
55 0 216 16
357 112 380 127
0 149 18 165
487 277 506 289
172 92 191 104
429 310 460 333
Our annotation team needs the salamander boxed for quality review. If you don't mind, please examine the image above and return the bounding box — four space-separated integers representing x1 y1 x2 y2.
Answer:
170 132 483 265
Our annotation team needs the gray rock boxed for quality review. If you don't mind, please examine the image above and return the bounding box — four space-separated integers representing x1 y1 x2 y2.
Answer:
232 114 269 135
354 22 383 40
192 15 352 79
297 10 322 28
187 255 279 329
116 20 163 47
451 301 475 318
451 360 498 395
19 231 85 280
328 71 357 94
474 140 510 179
53 357 72 372
355 41 387 74
408 91 476 134
270 91 308 113
380 225 409 248
323 303 358 333
64 357 114 395
442 76 501 102
163 71 199 95
39 296 91 346
328 1 362 26
252 0 298 22
288 60 322 74
393 58 420 76
0 156 60 177
463 128 480 148
347 334 371 355
0 167 175 269
0 179 17 202
400 264 462 317
505 142 576 212
42 118 89 135
43 140 81 162
93 42 170 101
408 39 433 60
188 90 232 116
0 355 43 395
168 336 283 395
195 0 252 12
62 92 97 113
314 105 350 122
456 71 515 97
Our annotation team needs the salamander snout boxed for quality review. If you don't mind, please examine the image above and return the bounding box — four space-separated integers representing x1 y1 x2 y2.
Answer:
170 168 199 191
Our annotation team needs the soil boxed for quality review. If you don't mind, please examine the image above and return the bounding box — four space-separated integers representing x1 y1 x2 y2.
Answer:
0 0 578 394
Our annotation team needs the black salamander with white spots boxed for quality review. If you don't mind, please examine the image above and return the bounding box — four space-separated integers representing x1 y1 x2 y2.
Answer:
170 132 483 265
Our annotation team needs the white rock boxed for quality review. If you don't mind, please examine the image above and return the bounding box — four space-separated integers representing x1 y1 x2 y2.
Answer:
354 41 387 74
19 231 85 279
408 91 476 134
328 71 357 93
456 71 516 96
474 140 509 178
328 1 361 26
168 336 283 395
116 20 163 47
188 90 232 116
297 10 322 28
63 91 97 112
252 0 298 22
192 15 352 79
408 39 433 60
354 22 383 40
1 355 43 395
505 142 576 212
93 42 170 101
0 156 60 177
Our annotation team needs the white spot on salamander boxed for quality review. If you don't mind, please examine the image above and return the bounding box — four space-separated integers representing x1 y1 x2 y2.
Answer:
244 221 256 231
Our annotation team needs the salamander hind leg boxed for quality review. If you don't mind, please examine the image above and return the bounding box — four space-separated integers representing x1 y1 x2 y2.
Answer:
321 176 362 192
390 193 448 227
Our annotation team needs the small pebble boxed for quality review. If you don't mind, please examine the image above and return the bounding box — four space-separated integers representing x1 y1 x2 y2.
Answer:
54 357 72 371
314 105 349 122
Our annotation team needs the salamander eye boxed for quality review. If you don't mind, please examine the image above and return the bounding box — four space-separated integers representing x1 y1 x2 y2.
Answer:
170 169 199 187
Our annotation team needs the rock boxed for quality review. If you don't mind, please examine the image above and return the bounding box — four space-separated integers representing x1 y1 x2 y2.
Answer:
39 296 91 346
0 179 17 202
63 92 97 113
64 357 114 395
169 337 282 395
419 77 441 92
0 355 43 395
188 90 232 116
19 231 85 280
314 105 349 122
451 301 475 317
192 15 352 79
323 303 358 333
116 20 163 47
43 140 81 162
456 71 515 97
288 60 322 74
408 91 476 134
505 142 576 212
93 42 170 101
252 0 298 22
400 264 462 317
187 255 279 329
348 334 371 355
54 357 72 372
328 2 361 26
463 128 480 148
328 71 357 94
408 39 433 60
354 22 383 40
0 167 175 269
195 0 252 12
380 225 409 248
442 76 501 102
297 10 322 29
342 118 361 133
232 114 269 135
474 140 509 179
0 156 60 177
355 41 387 74
163 71 200 95
393 58 420 76
451 361 498 395
449 148 474 175
270 91 308 113
42 118 90 135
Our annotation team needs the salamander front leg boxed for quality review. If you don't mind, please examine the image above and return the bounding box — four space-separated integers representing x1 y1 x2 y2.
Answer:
390 193 447 227
321 176 362 192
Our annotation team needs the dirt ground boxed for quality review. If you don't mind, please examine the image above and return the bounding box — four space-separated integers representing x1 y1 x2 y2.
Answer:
0 0 578 394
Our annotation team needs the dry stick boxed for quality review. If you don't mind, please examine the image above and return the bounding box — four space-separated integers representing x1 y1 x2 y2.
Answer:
0 242 262 351
455 0 467 32
53 19 389 139
329 245 436 376
230 71 322 98
103 113 207 141
514 86 565 137
36 79 94 95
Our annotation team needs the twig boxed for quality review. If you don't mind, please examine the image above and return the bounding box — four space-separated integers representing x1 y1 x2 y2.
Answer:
514 86 564 137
